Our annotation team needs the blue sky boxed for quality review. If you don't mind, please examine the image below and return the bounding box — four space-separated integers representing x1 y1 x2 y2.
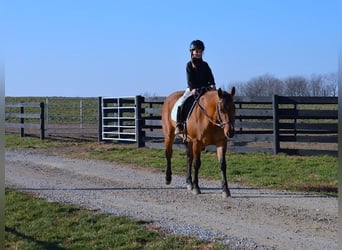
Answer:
4 0 338 97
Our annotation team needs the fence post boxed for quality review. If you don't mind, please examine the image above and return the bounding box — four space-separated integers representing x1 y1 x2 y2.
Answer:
272 95 280 154
79 99 83 133
40 102 45 140
45 97 49 134
293 103 297 140
135 95 145 147
98 97 103 142
20 105 24 137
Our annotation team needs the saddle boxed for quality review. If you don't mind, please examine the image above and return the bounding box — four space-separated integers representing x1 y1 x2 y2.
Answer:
179 95 196 123
179 87 212 126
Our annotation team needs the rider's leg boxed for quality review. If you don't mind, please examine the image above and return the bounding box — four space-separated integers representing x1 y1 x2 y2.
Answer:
175 88 191 135
175 105 184 134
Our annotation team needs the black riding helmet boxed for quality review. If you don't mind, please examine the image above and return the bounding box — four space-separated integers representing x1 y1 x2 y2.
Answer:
189 40 205 51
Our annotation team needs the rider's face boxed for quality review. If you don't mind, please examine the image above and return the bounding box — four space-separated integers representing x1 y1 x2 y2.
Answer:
191 49 203 58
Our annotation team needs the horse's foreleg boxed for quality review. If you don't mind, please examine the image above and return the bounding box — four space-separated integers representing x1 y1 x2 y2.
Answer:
217 145 231 198
165 137 174 185
192 145 201 195
185 141 193 190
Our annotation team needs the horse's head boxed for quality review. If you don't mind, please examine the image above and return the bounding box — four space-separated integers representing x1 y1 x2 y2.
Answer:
217 87 236 138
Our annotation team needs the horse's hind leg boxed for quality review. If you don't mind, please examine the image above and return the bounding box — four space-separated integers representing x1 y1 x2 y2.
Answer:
165 135 174 185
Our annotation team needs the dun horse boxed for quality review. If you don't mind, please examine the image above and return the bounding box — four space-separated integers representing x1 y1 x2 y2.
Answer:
161 87 236 198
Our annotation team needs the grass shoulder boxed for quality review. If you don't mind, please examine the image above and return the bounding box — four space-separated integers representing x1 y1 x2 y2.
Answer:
6 188 223 250
5 134 338 196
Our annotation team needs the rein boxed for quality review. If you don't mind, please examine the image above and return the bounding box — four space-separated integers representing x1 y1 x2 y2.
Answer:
197 99 231 128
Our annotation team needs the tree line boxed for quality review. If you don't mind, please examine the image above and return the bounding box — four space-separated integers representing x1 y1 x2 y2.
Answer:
227 72 337 97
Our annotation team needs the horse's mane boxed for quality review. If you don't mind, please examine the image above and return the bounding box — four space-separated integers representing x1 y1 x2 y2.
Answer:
203 88 233 102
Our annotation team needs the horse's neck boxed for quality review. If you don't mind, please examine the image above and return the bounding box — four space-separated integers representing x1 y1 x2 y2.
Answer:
203 91 218 106
197 91 218 117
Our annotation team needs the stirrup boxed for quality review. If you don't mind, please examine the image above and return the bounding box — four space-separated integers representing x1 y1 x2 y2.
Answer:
175 123 184 135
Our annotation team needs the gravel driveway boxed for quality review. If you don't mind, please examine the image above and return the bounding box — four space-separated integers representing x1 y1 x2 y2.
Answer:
5 149 337 250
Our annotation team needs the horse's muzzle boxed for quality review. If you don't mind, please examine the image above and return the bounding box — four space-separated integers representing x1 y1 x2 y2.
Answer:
226 123 235 138
227 129 235 138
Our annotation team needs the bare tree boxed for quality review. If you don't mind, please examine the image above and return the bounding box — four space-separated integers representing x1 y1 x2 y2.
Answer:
308 73 337 96
322 72 338 96
284 76 309 96
226 72 337 97
309 74 324 96
226 81 247 96
244 74 283 97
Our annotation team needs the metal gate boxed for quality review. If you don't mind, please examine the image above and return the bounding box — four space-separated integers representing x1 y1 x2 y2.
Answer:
45 97 98 139
100 96 144 145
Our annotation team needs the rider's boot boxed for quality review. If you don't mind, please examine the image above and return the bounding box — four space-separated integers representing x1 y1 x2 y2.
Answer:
175 122 184 135
175 106 184 135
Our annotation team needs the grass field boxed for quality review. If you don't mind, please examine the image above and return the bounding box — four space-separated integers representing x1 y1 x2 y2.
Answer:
5 134 338 195
5 134 337 249
6 188 222 250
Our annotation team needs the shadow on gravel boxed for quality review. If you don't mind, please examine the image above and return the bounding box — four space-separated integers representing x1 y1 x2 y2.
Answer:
18 186 333 199
201 186 335 198
231 194 333 199
19 186 185 191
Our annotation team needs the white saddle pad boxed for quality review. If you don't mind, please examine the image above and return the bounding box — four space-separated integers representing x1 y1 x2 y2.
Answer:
171 97 184 122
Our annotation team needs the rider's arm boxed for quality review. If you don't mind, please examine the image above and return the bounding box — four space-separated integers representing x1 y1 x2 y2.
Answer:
205 62 215 88
186 62 194 90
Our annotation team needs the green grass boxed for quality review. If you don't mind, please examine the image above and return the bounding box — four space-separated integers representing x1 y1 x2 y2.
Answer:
5 134 337 248
6 188 223 250
5 97 98 123
5 134 62 149
5 134 338 196
88 146 337 195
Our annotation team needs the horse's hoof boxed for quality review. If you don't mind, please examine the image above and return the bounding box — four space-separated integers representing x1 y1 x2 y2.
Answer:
187 184 193 190
192 188 201 195
165 177 172 185
222 191 231 198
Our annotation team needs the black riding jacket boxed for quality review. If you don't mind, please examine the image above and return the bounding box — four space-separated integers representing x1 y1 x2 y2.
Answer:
186 58 215 90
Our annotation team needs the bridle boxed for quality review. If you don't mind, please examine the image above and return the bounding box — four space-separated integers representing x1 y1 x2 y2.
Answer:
197 98 234 129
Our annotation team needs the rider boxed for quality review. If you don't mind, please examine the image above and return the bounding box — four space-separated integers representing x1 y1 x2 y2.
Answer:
175 39 216 134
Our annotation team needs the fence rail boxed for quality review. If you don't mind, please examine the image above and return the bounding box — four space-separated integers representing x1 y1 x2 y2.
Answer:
136 95 338 155
5 102 45 139
273 95 337 155
5 95 338 156
44 97 98 139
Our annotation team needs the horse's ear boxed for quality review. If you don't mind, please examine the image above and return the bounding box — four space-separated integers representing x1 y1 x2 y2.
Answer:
217 88 223 98
230 86 236 97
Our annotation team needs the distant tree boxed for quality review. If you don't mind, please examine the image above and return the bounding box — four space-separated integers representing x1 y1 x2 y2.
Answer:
227 81 247 96
141 92 158 97
283 76 309 96
307 73 337 96
226 72 337 97
309 74 324 96
244 74 283 97
322 72 338 96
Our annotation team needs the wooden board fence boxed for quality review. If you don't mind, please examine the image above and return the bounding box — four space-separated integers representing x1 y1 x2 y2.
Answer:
5 95 337 156
5 102 45 139
138 95 337 155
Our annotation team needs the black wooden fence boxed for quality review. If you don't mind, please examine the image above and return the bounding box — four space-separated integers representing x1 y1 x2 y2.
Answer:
136 95 337 155
5 95 338 155
5 102 45 139
273 95 337 155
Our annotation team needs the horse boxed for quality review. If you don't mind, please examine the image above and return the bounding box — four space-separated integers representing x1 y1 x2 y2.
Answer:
161 87 236 198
